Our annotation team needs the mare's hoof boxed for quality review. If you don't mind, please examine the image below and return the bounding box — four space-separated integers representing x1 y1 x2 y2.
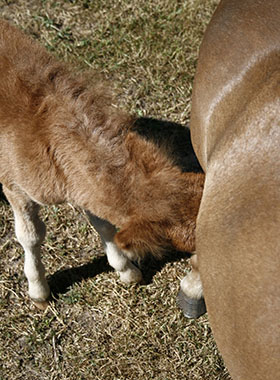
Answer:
31 298 50 310
177 289 206 319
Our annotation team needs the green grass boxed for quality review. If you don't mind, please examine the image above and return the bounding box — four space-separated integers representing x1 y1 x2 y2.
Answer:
0 1 231 379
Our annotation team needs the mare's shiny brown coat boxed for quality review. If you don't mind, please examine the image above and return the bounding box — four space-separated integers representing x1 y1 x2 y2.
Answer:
191 1 280 379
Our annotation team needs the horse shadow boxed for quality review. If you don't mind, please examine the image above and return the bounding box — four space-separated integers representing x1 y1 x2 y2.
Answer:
132 117 202 174
48 255 112 297
0 184 7 202
1 117 203 297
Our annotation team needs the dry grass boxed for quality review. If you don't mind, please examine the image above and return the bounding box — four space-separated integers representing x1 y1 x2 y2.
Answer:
0 1 231 379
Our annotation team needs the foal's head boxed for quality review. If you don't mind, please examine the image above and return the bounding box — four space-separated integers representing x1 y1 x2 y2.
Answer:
114 172 205 259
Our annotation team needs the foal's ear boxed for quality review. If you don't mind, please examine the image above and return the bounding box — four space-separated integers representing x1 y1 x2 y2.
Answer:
114 221 169 260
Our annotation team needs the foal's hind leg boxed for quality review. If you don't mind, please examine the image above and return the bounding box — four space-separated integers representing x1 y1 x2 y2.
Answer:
3 185 50 309
87 213 143 283
177 254 206 318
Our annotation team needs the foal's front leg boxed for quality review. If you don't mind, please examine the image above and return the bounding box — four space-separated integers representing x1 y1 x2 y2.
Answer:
177 254 206 318
3 185 50 309
87 213 143 283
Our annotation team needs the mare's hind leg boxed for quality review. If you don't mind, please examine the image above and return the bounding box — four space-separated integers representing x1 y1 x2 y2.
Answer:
87 213 143 283
177 254 206 318
3 185 50 309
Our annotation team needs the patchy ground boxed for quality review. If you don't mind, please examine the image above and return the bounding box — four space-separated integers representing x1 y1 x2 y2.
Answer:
0 1 231 379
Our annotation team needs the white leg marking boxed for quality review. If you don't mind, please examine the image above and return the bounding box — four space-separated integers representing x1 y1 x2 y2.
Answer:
88 213 143 283
180 253 204 300
4 187 50 301
105 241 142 283
180 271 204 300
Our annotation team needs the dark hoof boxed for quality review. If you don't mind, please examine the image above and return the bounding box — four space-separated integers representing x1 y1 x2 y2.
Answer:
177 289 206 319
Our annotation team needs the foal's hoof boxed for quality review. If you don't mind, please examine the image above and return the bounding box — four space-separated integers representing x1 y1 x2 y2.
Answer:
31 298 50 311
177 289 206 319
119 263 143 284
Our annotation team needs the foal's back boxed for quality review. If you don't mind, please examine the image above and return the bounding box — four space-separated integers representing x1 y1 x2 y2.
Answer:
0 20 106 205
0 20 62 121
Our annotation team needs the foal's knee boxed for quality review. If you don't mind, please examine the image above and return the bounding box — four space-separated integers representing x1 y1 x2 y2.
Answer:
15 217 46 249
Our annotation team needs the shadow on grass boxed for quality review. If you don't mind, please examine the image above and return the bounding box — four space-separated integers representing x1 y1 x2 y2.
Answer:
140 250 192 285
133 117 203 173
48 250 191 298
0 184 7 202
48 255 112 297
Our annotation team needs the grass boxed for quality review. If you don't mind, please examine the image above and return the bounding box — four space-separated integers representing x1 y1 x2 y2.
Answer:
0 0 232 379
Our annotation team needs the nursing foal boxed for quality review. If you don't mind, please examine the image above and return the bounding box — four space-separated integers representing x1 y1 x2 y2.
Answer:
0 20 204 309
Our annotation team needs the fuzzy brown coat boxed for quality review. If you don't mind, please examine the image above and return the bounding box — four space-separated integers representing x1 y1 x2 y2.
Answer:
0 20 204 270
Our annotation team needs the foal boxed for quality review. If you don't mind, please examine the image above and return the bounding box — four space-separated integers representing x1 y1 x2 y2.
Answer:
0 20 204 309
